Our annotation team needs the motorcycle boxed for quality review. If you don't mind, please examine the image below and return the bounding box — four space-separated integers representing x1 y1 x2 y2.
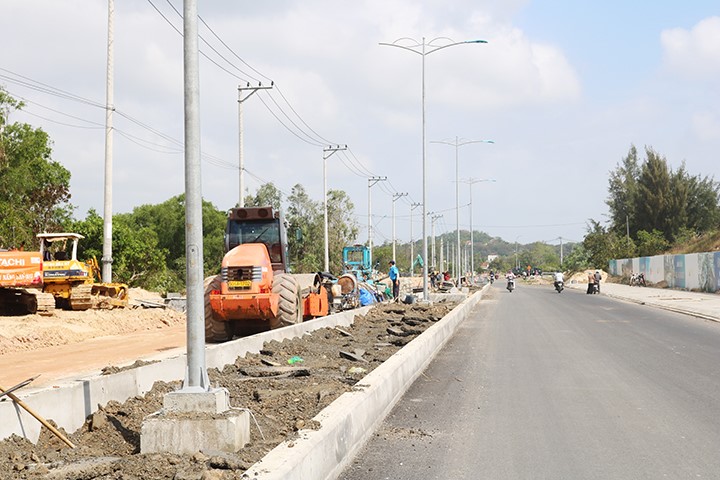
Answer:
554 281 564 293
489 274 495 284
506 278 515 292
630 273 646 287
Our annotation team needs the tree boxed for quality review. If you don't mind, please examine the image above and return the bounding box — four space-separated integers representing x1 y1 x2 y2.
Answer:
606 145 640 237
243 182 282 209
0 88 72 248
70 195 226 291
563 243 590 272
606 145 720 245
286 184 322 272
326 189 359 273
635 229 670 257
635 148 674 239
70 209 170 289
582 220 632 269
684 172 720 234
129 194 227 282
526 242 561 271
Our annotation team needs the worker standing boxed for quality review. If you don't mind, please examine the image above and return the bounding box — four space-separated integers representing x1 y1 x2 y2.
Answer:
388 260 400 300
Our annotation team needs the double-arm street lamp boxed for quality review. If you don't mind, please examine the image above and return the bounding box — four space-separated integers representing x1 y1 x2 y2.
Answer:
379 36 487 299
431 137 493 287
461 177 496 283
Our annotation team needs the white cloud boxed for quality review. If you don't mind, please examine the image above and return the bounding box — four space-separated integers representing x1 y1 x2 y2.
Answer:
661 16 720 79
692 112 720 140
383 15 582 112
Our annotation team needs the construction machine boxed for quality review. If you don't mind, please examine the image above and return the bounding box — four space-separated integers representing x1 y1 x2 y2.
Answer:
205 206 330 342
342 244 373 282
0 249 55 315
38 233 128 310
339 244 387 305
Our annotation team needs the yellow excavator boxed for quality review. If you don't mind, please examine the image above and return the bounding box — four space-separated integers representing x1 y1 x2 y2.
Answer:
38 233 128 310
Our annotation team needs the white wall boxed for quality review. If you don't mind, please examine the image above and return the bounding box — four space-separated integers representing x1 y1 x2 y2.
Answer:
609 251 720 292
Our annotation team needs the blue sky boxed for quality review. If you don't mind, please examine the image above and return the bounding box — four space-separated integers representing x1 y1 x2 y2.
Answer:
1 0 718 253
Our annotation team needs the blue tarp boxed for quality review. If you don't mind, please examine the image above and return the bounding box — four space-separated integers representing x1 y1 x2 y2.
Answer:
358 287 376 306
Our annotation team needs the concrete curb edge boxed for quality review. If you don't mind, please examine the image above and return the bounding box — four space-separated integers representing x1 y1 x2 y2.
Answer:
242 285 489 479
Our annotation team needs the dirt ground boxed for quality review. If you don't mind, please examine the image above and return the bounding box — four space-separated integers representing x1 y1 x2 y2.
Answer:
0 288 183 356
0 299 460 479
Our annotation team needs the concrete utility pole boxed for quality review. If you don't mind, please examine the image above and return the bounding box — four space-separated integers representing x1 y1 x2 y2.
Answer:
409 202 421 275
141 1 246 457
439 237 444 272
182 0 207 392
392 193 407 262
101 0 114 283
367 176 387 272
323 145 347 272
446 237 450 273
238 82 273 207
430 213 442 268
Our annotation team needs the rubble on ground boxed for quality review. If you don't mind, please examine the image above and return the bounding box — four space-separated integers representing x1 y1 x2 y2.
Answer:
0 300 459 479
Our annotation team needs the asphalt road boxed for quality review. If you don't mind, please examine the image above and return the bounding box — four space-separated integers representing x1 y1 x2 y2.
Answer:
339 282 720 480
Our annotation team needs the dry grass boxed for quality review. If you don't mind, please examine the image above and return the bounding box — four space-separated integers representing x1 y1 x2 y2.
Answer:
667 230 720 254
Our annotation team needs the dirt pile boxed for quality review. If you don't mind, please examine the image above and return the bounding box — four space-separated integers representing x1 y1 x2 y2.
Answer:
0 289 185 356
0 300 459 479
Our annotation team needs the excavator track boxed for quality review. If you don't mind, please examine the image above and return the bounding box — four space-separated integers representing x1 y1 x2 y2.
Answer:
0 289 56 315
34 292 56 314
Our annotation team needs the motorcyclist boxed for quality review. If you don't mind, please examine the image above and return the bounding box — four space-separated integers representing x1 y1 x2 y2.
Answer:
506 271 516 291
553 271 564 290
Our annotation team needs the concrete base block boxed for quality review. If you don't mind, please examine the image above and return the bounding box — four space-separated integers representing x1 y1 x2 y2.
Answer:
140 408 250 454
163 387 230 414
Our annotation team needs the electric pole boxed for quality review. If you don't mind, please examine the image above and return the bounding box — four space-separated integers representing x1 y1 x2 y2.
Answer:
392 193 408 263
101 0 114 283
367 176 387 272
238 82 273 207
323 145 347 272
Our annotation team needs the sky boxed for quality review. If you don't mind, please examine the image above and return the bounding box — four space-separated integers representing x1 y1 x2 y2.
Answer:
1 0 719 252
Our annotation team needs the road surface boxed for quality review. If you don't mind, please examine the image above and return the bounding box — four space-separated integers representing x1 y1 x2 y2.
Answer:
340 282 720 479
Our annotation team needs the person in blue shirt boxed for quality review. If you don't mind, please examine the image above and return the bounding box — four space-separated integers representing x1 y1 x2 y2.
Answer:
388 260 400 300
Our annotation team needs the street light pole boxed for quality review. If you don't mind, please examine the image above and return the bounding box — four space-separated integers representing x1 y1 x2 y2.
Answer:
367 176 387 273
322 145 347 273
392 193 408 262
431 137 493 287
380 37 487 299
461 177 496 284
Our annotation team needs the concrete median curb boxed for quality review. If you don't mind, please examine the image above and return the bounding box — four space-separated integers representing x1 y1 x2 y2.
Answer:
242 285 488 480
0 305 373 443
